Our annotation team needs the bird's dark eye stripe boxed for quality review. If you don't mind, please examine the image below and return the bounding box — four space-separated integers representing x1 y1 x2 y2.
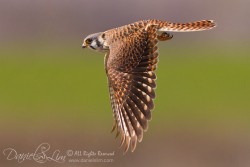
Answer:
96 39 101 47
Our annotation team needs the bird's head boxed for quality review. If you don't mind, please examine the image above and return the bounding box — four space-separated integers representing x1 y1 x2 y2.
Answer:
82 32 108 52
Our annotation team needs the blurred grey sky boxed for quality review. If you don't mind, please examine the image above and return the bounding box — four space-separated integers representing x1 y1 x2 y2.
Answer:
0 0 249 44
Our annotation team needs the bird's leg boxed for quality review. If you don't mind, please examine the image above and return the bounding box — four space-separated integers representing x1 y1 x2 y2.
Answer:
157 32 173 41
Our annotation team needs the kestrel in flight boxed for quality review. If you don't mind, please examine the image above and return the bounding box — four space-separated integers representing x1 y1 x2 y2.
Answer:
82 19 216 153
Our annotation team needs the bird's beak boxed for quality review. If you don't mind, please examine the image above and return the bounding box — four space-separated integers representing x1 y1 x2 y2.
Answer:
82 41 87 48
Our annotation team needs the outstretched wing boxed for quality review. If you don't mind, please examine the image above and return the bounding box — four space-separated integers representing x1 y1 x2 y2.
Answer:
105 24 158 153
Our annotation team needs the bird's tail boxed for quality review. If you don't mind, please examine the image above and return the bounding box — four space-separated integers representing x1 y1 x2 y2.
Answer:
158 20 216 32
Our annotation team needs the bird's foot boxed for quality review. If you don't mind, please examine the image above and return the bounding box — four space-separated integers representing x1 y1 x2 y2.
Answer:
157 32 173 41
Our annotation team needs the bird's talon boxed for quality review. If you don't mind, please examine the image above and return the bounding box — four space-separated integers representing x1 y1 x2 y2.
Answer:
157 32 173 41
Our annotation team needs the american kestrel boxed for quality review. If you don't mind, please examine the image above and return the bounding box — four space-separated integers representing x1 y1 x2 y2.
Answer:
82 19 216 153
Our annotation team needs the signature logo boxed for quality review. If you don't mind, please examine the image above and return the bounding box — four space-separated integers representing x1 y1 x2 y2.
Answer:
3 143 66 163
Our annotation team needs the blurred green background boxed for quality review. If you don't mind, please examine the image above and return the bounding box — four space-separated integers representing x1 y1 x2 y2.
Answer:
0 0 250 167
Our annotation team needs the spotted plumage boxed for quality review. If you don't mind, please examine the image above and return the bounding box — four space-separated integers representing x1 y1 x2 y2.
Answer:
82 19 216 153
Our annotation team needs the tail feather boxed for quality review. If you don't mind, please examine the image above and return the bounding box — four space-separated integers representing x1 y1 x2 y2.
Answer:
159 20 216 32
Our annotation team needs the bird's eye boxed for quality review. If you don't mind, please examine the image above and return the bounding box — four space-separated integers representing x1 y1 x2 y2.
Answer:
85 38 92 44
